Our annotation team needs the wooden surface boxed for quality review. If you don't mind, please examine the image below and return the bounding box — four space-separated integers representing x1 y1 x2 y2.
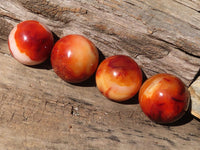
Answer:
189 76 200 119
0 0 200 149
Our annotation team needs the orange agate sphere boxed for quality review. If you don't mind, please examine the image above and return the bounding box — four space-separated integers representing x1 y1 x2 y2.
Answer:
51 34 99 83
8 20 54 65
96 55 143 102
139 73 190 124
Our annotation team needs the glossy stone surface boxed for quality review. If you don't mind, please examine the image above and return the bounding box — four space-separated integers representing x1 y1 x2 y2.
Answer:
51 34 99 83
139 73 190 124
96 55 142 102
8 20 54 65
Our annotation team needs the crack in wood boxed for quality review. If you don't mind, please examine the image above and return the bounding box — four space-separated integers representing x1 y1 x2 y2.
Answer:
149 133 175 146
68 96 93 106
149 35 200 59
105 135 121 142
17 0 87 24
173 0 200 13
190 69 200 85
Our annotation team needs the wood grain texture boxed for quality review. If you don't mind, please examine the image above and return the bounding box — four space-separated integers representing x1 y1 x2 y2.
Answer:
189 76 200 119
0 0 200 149
1 0 200 85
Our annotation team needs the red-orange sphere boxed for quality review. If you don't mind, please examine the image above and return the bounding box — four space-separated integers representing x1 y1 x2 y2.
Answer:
8 20 54 65
96 55 143 102
139 73 190 124
51 34 99 83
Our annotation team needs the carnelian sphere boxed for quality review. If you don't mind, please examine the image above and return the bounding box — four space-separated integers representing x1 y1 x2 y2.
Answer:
51 34 99 83
139 73 190 124
96 55 143 102
8 20 54 65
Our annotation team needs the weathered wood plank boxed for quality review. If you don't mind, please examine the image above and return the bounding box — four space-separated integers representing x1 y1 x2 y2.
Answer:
189 76 200 119
1 0 200 85
0 0 200 149
0 52 200 149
